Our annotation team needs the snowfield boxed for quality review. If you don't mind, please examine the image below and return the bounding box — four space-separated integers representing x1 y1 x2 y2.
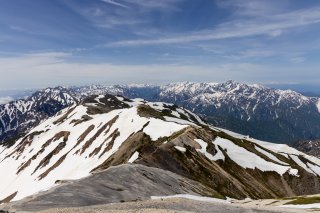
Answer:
212 137 298 176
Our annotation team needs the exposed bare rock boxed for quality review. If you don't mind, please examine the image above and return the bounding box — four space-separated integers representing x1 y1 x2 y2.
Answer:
293 139 320 158
3 164 217 212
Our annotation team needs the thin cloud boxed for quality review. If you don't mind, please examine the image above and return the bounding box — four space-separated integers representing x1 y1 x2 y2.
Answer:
100 0 129 8
0 96 13 104
289 57 306 64
124 0 183 11
107 7 320 46
10 25 28 32
0 52 272 88
225 50 276 60
1 51 318 89
96 17 147 28
216 0 289 16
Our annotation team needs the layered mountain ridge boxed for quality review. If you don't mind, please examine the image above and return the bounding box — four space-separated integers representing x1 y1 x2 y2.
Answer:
1 94 320 207
154 81 320 143
1 81 320 146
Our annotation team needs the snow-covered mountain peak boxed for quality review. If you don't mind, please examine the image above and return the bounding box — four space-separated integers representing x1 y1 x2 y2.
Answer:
159 81 318 110
0 87 79 144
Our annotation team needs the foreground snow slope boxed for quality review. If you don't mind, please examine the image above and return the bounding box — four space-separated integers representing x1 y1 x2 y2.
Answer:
0 96 188 201
1 94 320 202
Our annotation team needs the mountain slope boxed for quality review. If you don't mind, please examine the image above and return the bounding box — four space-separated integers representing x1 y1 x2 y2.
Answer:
3 164 219 212
1 94 320 205
0 95 192 202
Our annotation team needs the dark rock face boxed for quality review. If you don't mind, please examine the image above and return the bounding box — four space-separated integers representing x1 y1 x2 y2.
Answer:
83 94 130 115
293 139 320 158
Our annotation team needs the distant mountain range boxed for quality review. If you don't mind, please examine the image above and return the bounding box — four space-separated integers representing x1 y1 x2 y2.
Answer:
1 81 320 146
1 94 320 208
0 87 78 146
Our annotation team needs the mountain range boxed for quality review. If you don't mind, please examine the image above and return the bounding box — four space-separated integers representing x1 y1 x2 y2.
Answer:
1 94 320 211
1 81 320 147
0 87 78 146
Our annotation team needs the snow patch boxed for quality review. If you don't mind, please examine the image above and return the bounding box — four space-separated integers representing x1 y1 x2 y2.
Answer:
213 137 298 176
116 96 124 101
216 126 320 167
195 139 222 161
170 110 180 118
290 155 315 175
164 116 197 126
255 145 288 165
280 203 320 209
94 95 105 104
143 118 187 141
128 151 139 163
317 99 320 113
174 146 186 152
307 162 320 176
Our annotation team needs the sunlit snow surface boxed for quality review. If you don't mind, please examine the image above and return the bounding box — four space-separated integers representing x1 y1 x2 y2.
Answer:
128 151 139 163
317 99 320 113
174 146 186 152
195 139 221 161
151 194 229 203
214 127 320 176
0 95 320 202
281 203 320 209
213 137 298 176
0 101 187 201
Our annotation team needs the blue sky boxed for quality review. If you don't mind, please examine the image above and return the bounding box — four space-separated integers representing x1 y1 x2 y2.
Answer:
0 0 320 90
